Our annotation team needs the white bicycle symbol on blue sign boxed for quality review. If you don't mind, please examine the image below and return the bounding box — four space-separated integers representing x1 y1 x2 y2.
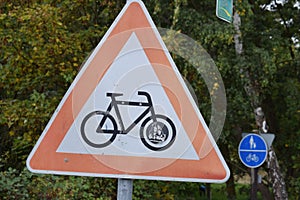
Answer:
246 153 259 163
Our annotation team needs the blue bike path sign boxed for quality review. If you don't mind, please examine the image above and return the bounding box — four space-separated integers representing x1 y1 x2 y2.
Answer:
238 134 268 168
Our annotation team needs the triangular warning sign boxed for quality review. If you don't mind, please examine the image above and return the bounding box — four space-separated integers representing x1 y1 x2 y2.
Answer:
27 0 230 183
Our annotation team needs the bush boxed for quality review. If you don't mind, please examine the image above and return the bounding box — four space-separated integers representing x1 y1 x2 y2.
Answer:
0 167 117 199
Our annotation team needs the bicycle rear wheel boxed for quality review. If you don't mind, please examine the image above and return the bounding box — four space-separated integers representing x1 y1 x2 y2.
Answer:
140 114 176 151
81 111 118 148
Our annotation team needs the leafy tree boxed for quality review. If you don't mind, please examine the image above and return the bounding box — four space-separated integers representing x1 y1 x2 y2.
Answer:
1 3 79 170
0 0 299 199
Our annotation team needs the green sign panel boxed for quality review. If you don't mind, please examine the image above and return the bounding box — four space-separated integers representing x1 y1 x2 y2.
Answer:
216 0 233 23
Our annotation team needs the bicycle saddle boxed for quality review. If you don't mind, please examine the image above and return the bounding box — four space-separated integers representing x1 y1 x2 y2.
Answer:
106 92 123 97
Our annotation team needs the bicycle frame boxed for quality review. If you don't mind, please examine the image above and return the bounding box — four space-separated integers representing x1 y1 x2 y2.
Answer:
96 91 157 134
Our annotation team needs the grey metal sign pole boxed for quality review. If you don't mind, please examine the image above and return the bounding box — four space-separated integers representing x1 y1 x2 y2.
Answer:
117 179 133 200
117 1 134 200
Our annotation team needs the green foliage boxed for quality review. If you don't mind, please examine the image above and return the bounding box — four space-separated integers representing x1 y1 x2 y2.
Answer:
0 0 299 199
133 180 203 200
0 168 116 199
288 176 300 200
1 3 75 170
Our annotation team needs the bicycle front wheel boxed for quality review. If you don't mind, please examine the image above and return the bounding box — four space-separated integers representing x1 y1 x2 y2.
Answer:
81 111 118 148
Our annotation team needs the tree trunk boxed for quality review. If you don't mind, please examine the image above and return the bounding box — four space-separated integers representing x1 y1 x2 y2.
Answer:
233 10 288 200
257 183 273 200
220 142 236 199
226 170 236 200
267 147 288 200
206 183 211 200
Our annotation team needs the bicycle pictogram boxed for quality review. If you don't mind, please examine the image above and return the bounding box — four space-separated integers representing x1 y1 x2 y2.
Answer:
81 91 176 151
246 153 259 163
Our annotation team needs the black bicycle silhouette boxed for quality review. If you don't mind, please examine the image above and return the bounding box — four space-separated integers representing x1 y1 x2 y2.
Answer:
80 91 176 151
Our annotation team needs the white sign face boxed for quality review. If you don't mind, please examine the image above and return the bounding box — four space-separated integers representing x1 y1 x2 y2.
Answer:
57 33 199 160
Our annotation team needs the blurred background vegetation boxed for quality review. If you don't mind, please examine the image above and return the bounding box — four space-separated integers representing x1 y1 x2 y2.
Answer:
0 0 299 199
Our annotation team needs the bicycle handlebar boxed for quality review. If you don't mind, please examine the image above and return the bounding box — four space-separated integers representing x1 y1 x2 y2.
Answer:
138 91 152 104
